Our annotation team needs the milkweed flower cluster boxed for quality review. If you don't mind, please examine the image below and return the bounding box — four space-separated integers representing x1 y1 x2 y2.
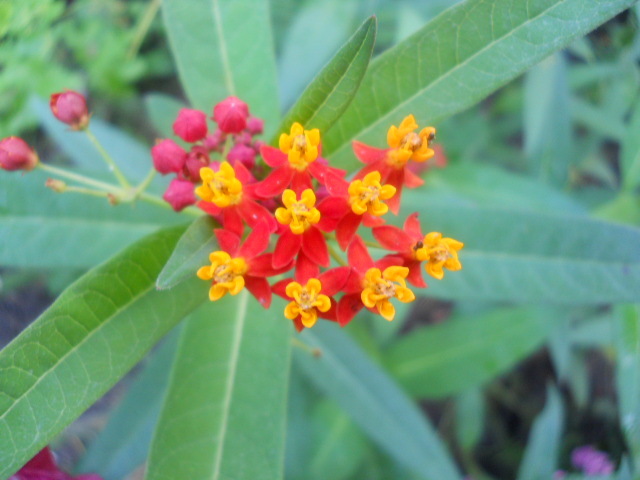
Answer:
152 96 464 331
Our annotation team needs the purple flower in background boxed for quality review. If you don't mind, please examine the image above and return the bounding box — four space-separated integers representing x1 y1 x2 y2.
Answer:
571 445 615 475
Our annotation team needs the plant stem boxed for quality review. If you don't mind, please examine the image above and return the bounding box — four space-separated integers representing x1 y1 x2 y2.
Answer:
63 186 113 199
126 0 161 59
84 128 132 189
135 168 157 197
327 242 347 266
291 337 322 357
38 163 120 193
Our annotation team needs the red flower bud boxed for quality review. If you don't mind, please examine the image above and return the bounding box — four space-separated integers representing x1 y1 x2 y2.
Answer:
163 178 196 211
212 96 249 134
246 116 264 135
173 108 208 142
203 130 226 152
0 137 39 171
151 139 187 174
183 146 211 182
50 90 90 130
227 144 256 170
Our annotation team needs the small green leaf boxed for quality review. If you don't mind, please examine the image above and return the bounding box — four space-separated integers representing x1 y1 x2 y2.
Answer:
517 387 564 480
0 226 208 478
276 16 376 139
323 0 635 169
297 323 461 480
384 308 556 398
161 0 279 129
144 93 187 138
76 327 182 480
146 294 291 480
156 215 219 290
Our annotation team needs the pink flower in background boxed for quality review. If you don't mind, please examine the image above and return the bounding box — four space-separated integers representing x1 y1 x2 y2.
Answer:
10 447 102 480
571 445 614 475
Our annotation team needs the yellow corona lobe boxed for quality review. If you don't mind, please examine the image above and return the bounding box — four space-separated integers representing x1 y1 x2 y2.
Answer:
278 122 320 170
197 251 248 301
386 114 436 167
361 266 415 321
195 161 243 208
348 171 396 216
275 189 321 234
284 278 331 328
414 232 464 280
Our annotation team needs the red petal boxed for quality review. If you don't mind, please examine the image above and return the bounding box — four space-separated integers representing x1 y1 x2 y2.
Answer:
197 200 221 216
352 141 389 164
386 168 404 215
347 235 373 272
260 144 287 167
273 230 301 269
222 207 243 237
404 212 423 239
293 317 305 332
233 159 256 184
319 298 338 321
238 220 270 258
272 278 291 298
318 196 349 218
255 166 294 198
23 447 57 471
407 261 427 288
355 160 387 181
302 227 329 267
404 168 424 188
337 294 364 327
376 254 405 271
336 212 361 251
291 171 313 194
318 266 350 296
250 253 293 277
362 213 385 228
309 162 348 196
372 225 412 252
244 276 272 308
238 199 278 232
215 228 240 254
344 268 363 293
295 251 320 282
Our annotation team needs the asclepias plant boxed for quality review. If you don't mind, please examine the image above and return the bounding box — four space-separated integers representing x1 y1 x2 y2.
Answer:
1 0 639 479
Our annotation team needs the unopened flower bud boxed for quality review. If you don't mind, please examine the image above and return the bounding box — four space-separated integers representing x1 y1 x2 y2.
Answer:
203 130 225 152
152 139 187 174
0 137 39 171
173 109 208 142
213 96 249 134
246 116 264 135
50 90 90 130
45 178 67 192
163 178 196 211
184 146 210 182
227 144 256 170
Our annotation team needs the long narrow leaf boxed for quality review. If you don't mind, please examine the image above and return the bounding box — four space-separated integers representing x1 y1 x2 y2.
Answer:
0 226 208 478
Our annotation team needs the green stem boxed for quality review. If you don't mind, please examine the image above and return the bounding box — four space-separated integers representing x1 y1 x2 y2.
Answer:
135 168 157 197
63 186 112 198
326 242 347 266
291 337 322 357
126 0 161 59
38 163 120 193
85 128 131 189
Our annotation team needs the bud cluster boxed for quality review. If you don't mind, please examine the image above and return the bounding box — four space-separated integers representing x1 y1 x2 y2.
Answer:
151 96 464 331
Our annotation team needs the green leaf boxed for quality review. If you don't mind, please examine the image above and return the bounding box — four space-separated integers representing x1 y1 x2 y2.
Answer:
0 170 181 268
76 327 182 480
145 293 291 480
455 388 485 450
571 97 626 142
0 226 208 478
384 308 556 398
517 387 564 480
144 93 187 138
297 323 461 480
400 195 640 303
524 53 572 185
276 16 376 137
156 215 218 289
622 97 640 191
323 0 635 169
161 0 279 129
615 304 640 464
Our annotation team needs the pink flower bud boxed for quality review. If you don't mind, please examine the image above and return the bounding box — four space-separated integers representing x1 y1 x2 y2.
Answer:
173 109 208 142
203 130 226 152
0 137 39 171
163 178 196 211
246 116 264 135
151 139 187 174
213 96 249 134
50 90 90 130
227 144 256 170
183 146 210 182
234 131 253 146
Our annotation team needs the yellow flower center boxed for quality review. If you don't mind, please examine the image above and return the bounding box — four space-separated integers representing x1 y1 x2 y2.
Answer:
348 171 396 216
284 278 331 328
279 122 320 170
195 161 243 208
386 114 436 167
275 189 321 234
197 251 248 301
361 266 415 321
414 232 464 280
